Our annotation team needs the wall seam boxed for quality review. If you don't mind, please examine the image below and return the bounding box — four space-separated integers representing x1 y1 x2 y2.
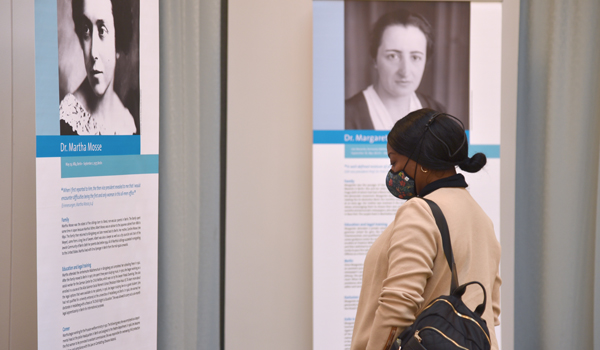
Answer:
219 0 228 349
8 0 14 348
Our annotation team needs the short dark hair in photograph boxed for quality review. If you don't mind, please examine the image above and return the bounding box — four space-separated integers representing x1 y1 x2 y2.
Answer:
369 9 434 60
72 0 134 54
388 108 486 173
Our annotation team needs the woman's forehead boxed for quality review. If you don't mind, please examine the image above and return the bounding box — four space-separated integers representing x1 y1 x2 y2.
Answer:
379 25 427 52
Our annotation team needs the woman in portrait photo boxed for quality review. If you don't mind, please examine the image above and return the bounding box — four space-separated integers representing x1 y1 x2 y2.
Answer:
60 0 138 135
345 9 445 130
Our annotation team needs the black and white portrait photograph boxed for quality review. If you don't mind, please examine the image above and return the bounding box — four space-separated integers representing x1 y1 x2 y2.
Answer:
58 0 140 135
345 1 470 130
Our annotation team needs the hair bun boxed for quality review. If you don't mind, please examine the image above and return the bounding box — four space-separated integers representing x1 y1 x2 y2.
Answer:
458 152 487 173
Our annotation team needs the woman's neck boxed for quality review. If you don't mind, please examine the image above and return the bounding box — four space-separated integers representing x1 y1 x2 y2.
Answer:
76 81 120 122
373 84 412 119
92 91 119 121
416 168 457 195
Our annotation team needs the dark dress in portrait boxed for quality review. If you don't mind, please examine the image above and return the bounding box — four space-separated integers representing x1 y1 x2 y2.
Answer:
345 91 446 130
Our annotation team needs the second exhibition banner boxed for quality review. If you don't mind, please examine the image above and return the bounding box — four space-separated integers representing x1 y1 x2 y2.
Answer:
312 1 502 350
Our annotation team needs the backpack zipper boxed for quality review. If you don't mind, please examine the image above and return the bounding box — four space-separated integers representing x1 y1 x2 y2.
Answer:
415 327 468 350
420 299 491 345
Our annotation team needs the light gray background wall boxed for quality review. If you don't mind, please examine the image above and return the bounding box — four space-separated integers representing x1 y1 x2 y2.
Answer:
157 0 223 349
225 0 313 349
500 1 520 349
0 0 13 346
0 0 38 349
514 0 600 348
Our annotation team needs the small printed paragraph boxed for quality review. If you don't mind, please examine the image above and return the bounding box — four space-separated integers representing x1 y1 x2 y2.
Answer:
61 183 141 208
61 261 141 316
344 223 387 255
344 318 355 350
344 262 363 289
344 183 400 216
61 217 142 256
62 316 141 350
344 295 359 310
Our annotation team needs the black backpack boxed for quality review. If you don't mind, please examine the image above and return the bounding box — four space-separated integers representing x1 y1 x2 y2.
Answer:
390 198 491 350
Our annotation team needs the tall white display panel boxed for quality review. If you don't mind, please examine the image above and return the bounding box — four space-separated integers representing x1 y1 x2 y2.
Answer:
313 2 503 349
34 1 160 349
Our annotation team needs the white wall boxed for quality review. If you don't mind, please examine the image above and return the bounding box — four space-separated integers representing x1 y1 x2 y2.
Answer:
225 0 313 349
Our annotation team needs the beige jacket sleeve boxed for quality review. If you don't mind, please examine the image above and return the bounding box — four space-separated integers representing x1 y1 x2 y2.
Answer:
365 200 438 350
492 270 502 326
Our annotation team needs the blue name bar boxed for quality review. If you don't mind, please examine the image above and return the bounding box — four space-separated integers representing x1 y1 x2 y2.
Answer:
314 130 389 144
37 136 140 157
314 130 500 158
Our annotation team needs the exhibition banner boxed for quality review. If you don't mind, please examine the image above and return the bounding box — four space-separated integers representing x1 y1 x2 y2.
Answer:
312 1 502 349
35 0 160 349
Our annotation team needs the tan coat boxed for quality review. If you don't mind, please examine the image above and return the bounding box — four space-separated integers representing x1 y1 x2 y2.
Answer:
350 187 501 350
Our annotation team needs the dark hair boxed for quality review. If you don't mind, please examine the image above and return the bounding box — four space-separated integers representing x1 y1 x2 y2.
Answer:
388 108 486 173
72 0 134 54
369 9 434 60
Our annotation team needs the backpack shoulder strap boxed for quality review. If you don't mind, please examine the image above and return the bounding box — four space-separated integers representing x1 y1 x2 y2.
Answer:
421 197 459 293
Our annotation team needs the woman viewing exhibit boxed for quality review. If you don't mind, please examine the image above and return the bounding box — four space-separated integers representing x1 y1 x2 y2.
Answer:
60 0 137 135
350 109 501 350
345 10 445 130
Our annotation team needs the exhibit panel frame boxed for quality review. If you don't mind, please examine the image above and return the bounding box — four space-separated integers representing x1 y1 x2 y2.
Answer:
33 1 161 349
312 0 519 349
